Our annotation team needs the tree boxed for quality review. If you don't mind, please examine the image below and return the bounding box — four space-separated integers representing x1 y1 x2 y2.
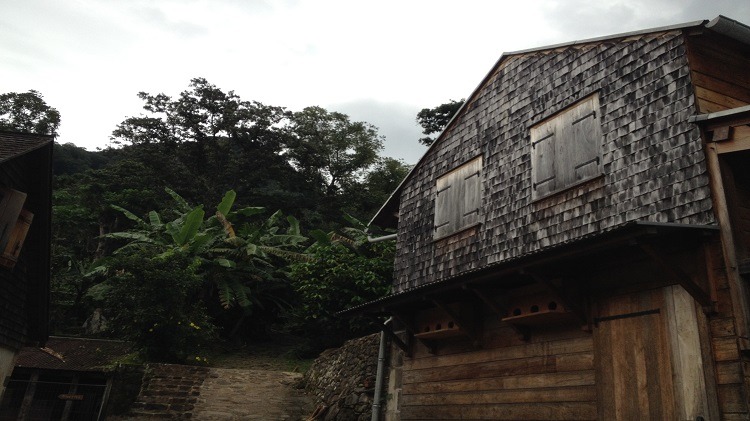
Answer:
92 188 309 349
90 253 215 363
286 106 385 229
53 142 112 175
110 78 304 217
0 90 61 136
416 99 464 146
288 106 384 198
344 157 411 221
290 217 394 354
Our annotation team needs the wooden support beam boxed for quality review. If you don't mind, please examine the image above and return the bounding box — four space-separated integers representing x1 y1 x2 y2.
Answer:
702 242 721 314
639 244 712 307
382 324 410 357
387 310 416 356
465 284 530 341
465 285 504 316
388 310 416 335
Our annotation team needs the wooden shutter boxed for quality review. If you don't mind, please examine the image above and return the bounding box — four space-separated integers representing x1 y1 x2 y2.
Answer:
459 157 482 231
531 122 557 200
434 177 454 239
0 188 27 253
569 95 602 183
531 94 602 200
434 156 483 240
0 209 33 268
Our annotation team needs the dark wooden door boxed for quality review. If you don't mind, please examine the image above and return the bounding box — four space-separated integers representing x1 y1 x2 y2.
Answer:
593 290 678 420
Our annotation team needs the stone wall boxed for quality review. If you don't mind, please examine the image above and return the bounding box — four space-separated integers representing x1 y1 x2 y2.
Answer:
304 333 385 420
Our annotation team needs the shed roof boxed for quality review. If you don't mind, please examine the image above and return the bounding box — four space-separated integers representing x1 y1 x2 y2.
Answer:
14 337 133 372
370 15 750 229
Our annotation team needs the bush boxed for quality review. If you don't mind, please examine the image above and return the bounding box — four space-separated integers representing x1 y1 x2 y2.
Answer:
290 239 392 354
96 253 215 363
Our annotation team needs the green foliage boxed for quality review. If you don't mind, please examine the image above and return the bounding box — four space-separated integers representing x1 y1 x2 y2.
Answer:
53 142 112 175
289 218 393 354
416 99 464 146
0 90 61 136
40 81 403 353
93 253 215 363
346 157 411 220
94 188 308 352
288 106 384 197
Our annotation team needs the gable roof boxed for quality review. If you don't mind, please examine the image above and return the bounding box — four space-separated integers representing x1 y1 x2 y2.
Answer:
370 15 750 229
0 130 54 164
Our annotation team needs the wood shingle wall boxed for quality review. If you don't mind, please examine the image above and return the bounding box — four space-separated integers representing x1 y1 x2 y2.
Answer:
394 30 715 293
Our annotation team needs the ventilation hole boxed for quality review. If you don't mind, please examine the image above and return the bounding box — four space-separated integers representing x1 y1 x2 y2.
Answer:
548 301 558 310
513 308 522 316
435 323 442 330
530 305 539 313
448 321 455 329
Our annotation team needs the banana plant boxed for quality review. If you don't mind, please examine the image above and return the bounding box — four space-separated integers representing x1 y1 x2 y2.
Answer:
98 188 309 313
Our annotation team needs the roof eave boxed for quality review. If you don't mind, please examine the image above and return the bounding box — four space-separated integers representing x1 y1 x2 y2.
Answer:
343 221 719 316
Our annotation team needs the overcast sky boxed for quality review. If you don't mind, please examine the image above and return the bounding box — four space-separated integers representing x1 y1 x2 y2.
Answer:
2 0 748 164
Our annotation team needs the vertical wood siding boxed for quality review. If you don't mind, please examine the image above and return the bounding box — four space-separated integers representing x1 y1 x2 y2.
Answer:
394 31 714 293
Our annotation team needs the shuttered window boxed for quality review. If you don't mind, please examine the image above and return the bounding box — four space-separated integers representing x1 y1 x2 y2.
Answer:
530 94 603 200
434 156 482 240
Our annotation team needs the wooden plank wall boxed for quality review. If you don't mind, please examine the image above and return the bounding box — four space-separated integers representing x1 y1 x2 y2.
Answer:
704 238 750 419
687 32 750 114
399 319 595 420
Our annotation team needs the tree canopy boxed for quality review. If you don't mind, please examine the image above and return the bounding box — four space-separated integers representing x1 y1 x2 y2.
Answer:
0 90 60 136
8 80 412 361
416 99 464 146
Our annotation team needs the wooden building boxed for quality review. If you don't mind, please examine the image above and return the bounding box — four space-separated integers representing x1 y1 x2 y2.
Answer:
0 131 53 401
355 16 750 420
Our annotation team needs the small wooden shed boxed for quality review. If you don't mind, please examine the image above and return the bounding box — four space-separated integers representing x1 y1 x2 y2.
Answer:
355 16 750 420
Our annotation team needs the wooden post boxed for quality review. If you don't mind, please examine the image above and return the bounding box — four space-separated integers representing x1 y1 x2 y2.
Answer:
18 371 39 421
705 142 750 344
704 138 750 413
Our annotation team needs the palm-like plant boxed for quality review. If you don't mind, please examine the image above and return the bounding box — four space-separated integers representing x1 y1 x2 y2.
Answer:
98 188 308 331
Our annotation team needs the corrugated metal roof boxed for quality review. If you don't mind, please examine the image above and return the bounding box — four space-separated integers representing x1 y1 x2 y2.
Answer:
343 221 719 315
14 336 133 372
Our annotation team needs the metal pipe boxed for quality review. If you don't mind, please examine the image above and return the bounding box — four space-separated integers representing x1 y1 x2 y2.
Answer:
367 234 397 243
371 317 392 421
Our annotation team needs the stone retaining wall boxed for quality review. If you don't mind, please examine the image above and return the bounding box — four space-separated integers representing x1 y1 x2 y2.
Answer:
304 333 385 420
